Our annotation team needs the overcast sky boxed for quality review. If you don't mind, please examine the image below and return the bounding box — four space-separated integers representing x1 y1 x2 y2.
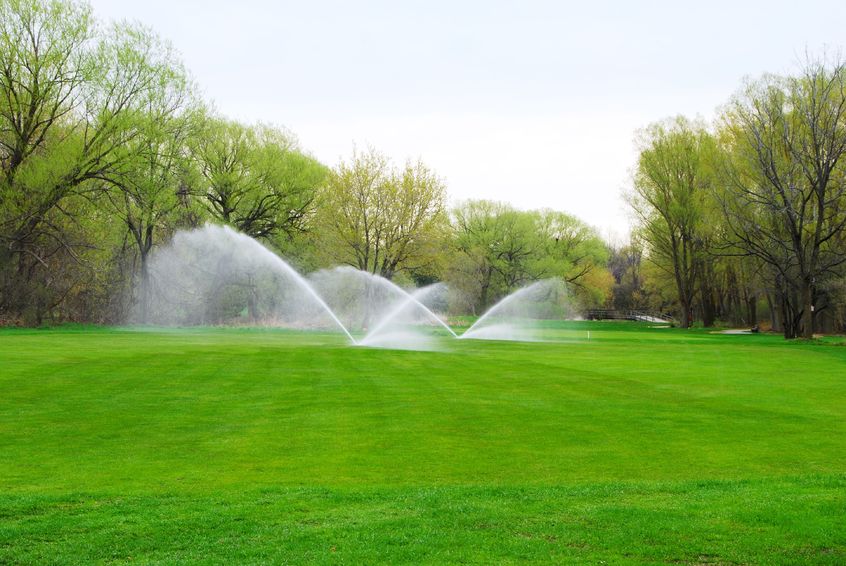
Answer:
89 0 846 239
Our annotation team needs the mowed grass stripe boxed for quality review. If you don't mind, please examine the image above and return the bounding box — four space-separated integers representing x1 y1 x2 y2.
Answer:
1 323 844 492
1 477 844 564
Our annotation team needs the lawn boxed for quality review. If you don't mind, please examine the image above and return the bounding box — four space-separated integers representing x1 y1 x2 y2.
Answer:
1 322 844 564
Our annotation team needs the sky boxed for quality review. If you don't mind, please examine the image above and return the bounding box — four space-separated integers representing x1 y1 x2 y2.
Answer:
88 0 846 240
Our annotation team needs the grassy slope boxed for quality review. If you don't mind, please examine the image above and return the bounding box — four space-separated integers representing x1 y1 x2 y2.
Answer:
0 323 844 564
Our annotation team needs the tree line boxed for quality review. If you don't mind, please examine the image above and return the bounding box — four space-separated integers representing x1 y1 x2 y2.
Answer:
4 0 846 339
627 58 846 338
0 0 610 325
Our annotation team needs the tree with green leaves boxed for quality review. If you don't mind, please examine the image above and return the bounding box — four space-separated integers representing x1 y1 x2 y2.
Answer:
449 200 531 313
191 119 326 241
0 0 94 321
630 117 717 327
0 0 194 322
449 201 609 313
95 24 198 322
316 147 447 279
533 209 609 284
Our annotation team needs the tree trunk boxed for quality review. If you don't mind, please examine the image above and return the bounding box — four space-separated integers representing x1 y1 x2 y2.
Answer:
746 295 757 327
780 289 801 340
800 278 814 339
766 292 779 332
679 297 691 329
139 251 150 324
699 278 716 328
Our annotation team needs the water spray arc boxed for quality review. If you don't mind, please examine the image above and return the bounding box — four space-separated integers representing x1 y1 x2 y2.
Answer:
143 225 572 349
460 285 540 339
145 225 358 344
262 253 357 345
459 278 574 342
361 283 458 343
309 266 456 350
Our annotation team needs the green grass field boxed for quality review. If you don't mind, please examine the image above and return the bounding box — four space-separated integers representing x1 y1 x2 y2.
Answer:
1 322 845 564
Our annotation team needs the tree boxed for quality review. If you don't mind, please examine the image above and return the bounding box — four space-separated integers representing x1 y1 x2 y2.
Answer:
448 201 609 313
719 59 846 338
316 147 447 279
608 238 649 311
0 0 193 322
96 24 197 322
449 200 536 312
630 117 716 327
533 209 609 286
192 119 326 241
0 0 93 321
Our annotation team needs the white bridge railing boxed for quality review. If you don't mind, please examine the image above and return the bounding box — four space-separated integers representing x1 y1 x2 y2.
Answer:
585 309 675 323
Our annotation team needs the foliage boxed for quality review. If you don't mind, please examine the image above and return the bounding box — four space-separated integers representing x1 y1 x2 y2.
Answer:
7 0 846 334
191 118 326 240
448 200 608 313
628 58 846 336
314 147 448 280
629 117 717 327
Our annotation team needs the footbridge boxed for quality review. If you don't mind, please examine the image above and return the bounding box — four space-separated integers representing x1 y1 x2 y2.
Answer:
585 309 674 324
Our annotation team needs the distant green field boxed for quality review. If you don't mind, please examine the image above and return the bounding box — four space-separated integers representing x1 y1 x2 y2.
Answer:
1 323 844 564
